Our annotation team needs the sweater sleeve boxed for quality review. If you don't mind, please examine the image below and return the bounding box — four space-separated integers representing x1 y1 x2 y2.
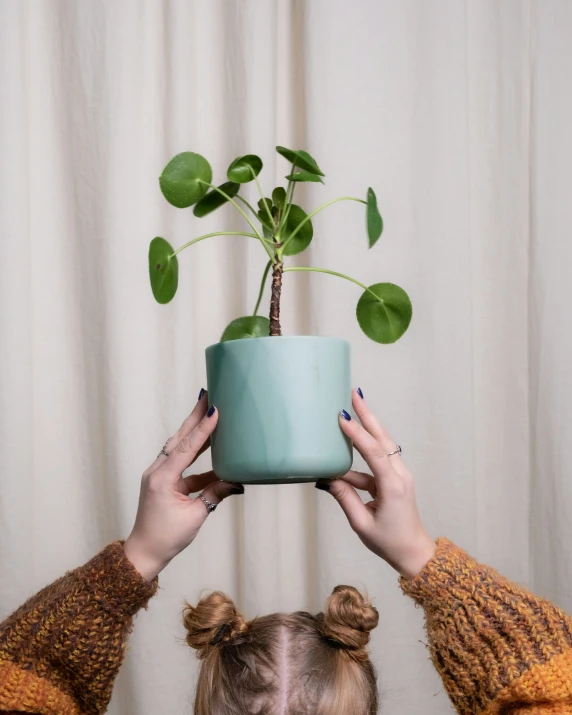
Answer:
0 542 158 715
400 538 572 714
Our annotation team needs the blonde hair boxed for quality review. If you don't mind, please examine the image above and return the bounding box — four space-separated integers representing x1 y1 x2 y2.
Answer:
183 585 379 715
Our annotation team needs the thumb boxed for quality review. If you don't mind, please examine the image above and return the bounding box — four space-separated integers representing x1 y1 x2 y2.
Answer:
316 479 373 535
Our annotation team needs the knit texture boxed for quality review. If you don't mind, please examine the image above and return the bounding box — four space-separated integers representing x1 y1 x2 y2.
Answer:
0 542 157 715
401 538 572 714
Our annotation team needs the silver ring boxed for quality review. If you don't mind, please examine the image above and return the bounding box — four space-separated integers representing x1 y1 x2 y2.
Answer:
387 445 402 457
199 494 217 514
157 438 171 458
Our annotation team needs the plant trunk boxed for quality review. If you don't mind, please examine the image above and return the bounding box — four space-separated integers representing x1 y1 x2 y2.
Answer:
269 261 283 336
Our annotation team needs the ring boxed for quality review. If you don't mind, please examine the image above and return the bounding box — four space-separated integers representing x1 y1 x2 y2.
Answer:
387 445 402 457
157 437 171 459
199 494 217 514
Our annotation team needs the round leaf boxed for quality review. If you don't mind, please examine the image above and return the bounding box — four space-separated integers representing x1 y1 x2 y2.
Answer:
257 210 274 234
221 316 270 342
366 187 383 247
257 197 273 214
276 146 324 176
227 154 263 183
159 152 212 208
356 283 412 344
149 237 178 304
193 181 240 217
272 186 286 209
283 204 313 256
285 170 323 183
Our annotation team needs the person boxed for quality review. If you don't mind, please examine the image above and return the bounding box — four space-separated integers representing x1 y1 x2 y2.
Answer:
0 391 571 715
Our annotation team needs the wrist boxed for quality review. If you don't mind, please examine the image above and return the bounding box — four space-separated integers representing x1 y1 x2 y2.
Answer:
123 536 167 582
397 535 437 580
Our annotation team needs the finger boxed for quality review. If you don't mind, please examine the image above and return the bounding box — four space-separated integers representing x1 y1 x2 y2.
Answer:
159 406 219 482
143 390 208 477
199 479 245 506
338 470 377 497
316 479 374 534
180 470 219 496
339 410 398 484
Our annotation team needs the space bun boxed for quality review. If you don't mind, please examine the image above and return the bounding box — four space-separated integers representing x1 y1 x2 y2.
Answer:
321 585 379 662
183 591 248 658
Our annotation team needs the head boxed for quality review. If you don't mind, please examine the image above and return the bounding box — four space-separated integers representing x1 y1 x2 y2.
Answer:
183 585 379 715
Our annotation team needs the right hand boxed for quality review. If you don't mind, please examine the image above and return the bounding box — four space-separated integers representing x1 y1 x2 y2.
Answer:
316 390 436 579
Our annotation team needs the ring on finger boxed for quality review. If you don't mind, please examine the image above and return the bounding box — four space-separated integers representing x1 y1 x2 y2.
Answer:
387 444 402 457
157 437 171 459
199 493 217 514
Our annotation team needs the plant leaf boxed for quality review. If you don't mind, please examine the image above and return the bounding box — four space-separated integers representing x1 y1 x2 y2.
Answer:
258 197 273 214
149 237 178 304
221 315 270 342
227 154 263 183
356 283 412 344
272 186 286 209
257 210 274 234
159 152 212 208
276 146 324 176
283 204 313 256
366 187 383 247
285 170 324 183
193 181 240 217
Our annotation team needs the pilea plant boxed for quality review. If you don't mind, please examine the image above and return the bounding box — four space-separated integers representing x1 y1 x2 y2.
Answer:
148 147 412 344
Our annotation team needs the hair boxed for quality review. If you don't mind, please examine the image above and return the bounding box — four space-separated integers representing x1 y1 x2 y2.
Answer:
182 585 379 715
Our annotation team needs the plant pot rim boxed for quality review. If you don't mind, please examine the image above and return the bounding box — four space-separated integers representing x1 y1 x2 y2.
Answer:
206 335 350 353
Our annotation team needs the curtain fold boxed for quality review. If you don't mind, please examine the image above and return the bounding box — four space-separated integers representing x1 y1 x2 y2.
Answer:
1 2 570 713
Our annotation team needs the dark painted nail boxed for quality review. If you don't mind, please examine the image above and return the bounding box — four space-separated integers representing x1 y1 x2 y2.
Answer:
231 486 245 495
207 404 216 418
198 387 205 401
340 409 351 421
315 482 331 491
357 387 364 399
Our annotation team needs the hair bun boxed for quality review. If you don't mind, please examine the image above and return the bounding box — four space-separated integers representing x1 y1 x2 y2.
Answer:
322 585 379 661
183 592 247 658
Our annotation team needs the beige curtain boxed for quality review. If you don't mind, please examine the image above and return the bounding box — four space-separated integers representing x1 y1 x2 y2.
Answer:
1 1 571 713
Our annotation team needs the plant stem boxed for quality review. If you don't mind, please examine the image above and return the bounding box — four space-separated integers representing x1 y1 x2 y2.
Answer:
253 260 272 316
235 195 259 218
253 172 275 229
172 231 272 257
269 261 284 336
283 266 381 302
281 196 366 253
277 178 294 235
198 181 276 262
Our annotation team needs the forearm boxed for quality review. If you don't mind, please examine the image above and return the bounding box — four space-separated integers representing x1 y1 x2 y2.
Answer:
0 542 157 715
401 538 572 714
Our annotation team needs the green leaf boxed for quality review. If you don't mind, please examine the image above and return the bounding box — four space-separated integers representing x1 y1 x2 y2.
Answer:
272 186 286 209
258 197 273 214
227 154 263 183
257 210 274 234
366 187 383 247
221 315 270 342
159 152 212 208
356 283 412 344
276 146 324 176
193 181 240 218
149 237 178 304
285 170 324 183
283 204 313 256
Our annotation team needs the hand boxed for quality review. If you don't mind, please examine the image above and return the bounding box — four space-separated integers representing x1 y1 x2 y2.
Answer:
316 390 436 579
123 392 244 581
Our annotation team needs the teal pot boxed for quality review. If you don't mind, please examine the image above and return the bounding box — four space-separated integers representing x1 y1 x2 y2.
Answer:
205 336 352 484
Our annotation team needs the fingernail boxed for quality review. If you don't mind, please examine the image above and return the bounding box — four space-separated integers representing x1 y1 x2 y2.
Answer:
207 405 216 418
231 486 245 495
340 409 351 421
315 482 331 491
357 387 364 399
198 387 205 401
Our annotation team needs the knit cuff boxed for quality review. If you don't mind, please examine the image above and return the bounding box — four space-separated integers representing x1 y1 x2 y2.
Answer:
73 541 158 618
400 538 572 714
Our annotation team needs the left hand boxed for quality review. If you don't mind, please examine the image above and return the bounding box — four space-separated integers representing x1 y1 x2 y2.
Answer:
124 393 244 581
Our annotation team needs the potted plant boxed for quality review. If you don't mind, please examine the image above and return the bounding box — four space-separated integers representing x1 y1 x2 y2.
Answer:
148 147 412 483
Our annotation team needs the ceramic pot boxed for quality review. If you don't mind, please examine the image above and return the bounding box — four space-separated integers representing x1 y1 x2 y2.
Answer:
205 336 352 484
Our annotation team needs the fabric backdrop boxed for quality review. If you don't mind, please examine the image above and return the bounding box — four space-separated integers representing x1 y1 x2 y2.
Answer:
1 1 571 713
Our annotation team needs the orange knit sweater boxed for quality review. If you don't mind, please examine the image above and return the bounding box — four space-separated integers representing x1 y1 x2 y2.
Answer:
0 538 571 714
